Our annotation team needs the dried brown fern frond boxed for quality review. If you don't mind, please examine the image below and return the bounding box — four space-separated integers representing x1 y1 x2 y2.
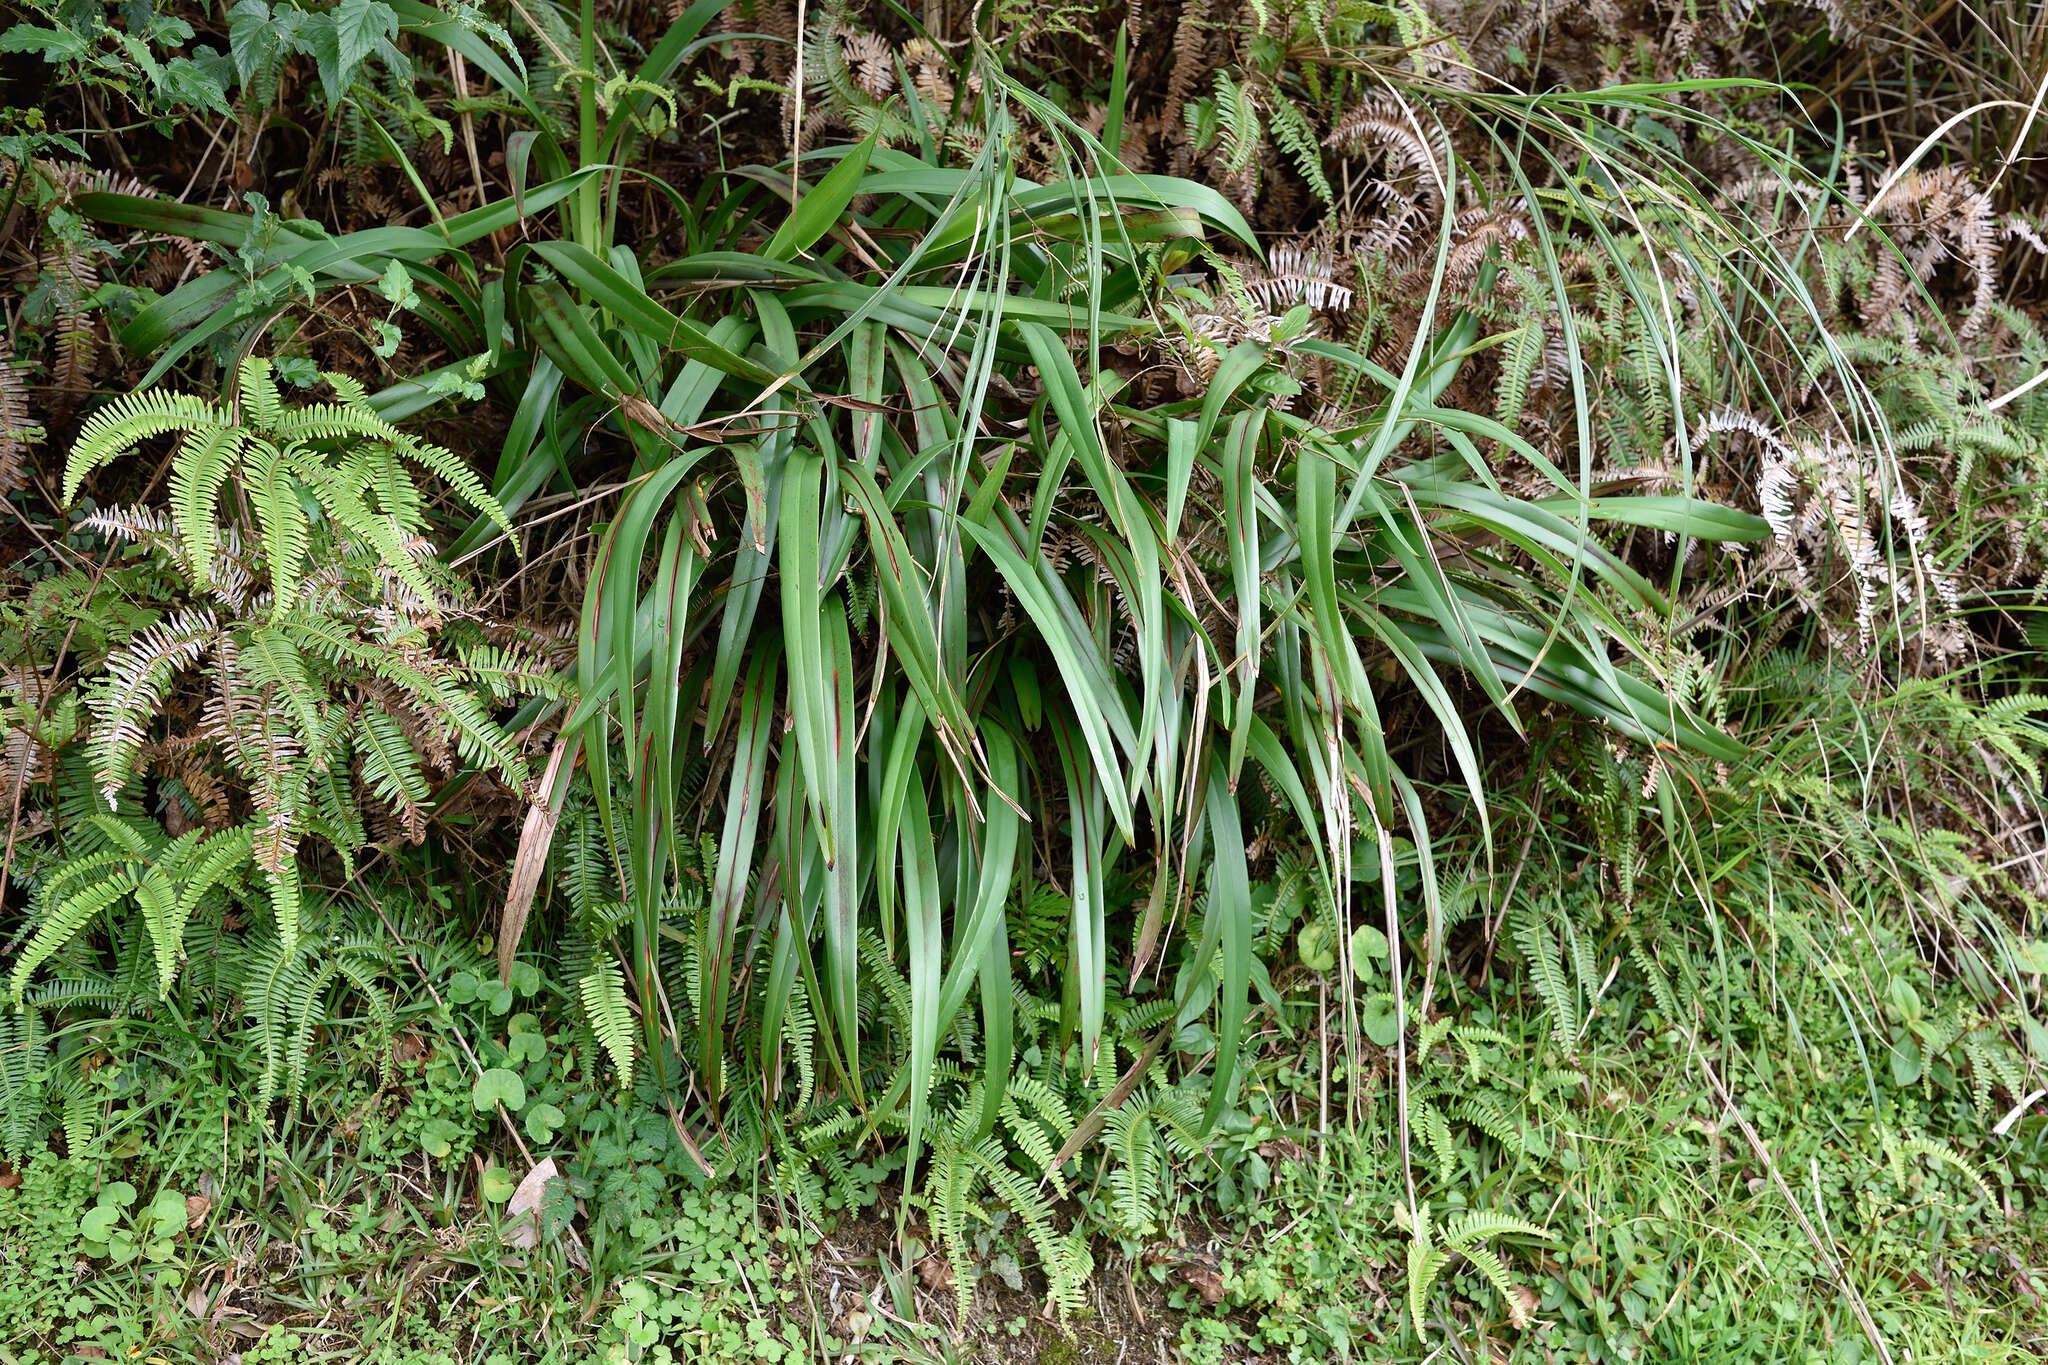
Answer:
0 363 33 494
1442 200 1532 286
1856 165 2008 338
197 641 305 875
81 508 264 612
1700 409 1968 666
142 733 237 833
0 664 53 799
898 38 954 110
1163 0 1213 169
0 725 42 799
15 160 164 412
717 1 761 79
92 606 222 808
33 161 157 202
840 30 894 97
1245 241 1354 313
40 236 99 401
134 238 209 292
1325 93 1444 202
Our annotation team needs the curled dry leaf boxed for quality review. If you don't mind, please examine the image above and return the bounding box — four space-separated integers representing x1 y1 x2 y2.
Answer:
502 1156 560 1251
1183 1264 1226 1305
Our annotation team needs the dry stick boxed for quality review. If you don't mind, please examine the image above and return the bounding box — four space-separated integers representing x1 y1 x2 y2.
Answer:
790 0 808 203
448 49 491 213
1484 785 1545 947
1316 976 1329 1168
2 495 88 571
447 473 655 570
1377 819 1418 1226
1696 1043 1895 1365
175 118 234 207
1046 1026 1171 1172
1993 59 2048 193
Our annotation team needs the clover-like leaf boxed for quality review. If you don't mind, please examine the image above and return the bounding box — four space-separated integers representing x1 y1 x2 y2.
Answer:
1349 925 1389 977
1296 920 1336 973
472 1067 527 1113
1362 992 1401 1048
2016 939 2048 975
479 1165 516 1203
419 1117 464 1160
100 1180 138 1208
79 1205 121 1243
147 1189 190 1234
524 1103 566 1144
377 259 418 310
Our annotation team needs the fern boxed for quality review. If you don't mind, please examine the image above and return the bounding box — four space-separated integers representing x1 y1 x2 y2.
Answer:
1264 95 1332 204
355 709 431 838
1495 319 1544 432
1407 1205 1552 1337
0 1009 50 1160
1000 1075 1073 1195
9 863 135 1000
67 357 511 616
580 958 638 1089
1103 1102 1162 1234
243 927 317 1108
47 355 555 1006
1882 1128 1999 1208
86 608 219 807
1513 905 1584 1057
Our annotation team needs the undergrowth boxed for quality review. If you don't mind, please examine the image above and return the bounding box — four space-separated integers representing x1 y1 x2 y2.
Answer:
2 0 2048 1359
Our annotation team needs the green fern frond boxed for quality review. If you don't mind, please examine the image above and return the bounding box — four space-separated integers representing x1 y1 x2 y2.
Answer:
252 451 312 615
1439 1209 1551 1248
1512 907 1579 1056
239 356 287 430
1456 1096 1525 1155
64 390 231 503
355 709 430 829
11 867 136 1002
0 1009 50 1160
1495 320 1543 432
1000 1075 1074 1195
1103 1098 1163 1235
1408 1205 1550 1337
244 927 311 1108
169 424 249 586
1887 1130 1998 1208
267 862 302 949
580 958 637 1089
1264 96 1332 204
